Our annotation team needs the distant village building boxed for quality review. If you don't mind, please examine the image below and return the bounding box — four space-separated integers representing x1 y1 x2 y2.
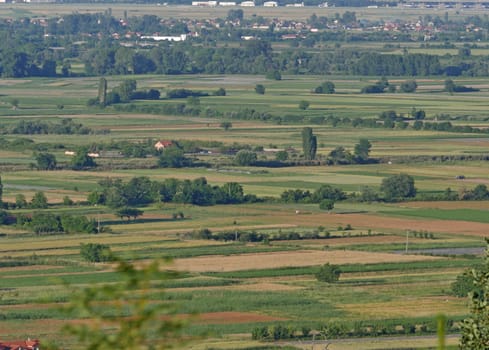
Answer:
282 34 298 39
140 34 187 42
219 1 237 5
154 140 173 151
286 2 304 6
263 1 278 6
240 1 255 6
192 1 217 5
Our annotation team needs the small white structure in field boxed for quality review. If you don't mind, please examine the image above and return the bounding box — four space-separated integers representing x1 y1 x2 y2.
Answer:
263 1 278 6
240 1 255 6
219 1 237 5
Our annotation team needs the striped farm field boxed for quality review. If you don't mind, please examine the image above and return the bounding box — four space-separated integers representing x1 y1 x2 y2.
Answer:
2 72 489 349
172 250 440 273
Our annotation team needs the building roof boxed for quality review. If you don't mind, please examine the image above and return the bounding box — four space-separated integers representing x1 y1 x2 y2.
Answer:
0 339 40 350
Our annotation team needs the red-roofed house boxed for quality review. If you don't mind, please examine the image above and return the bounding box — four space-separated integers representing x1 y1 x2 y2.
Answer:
154 140 173 151
0 339 40 350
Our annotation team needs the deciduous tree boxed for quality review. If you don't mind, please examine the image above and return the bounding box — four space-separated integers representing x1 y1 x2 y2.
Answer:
31 191 48 209
459 239 489 349
35 152 57 170
234 150 257 166
381 173 416 201
354 139 372 163
255 84 265 95
315 263 341 283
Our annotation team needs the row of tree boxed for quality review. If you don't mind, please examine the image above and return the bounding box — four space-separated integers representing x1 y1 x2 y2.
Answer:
87 176 257 208
3 118 94 135
280 174 416 204
13 212 98 234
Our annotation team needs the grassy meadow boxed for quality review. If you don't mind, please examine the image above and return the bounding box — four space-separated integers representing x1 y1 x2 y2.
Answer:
0 73 488 350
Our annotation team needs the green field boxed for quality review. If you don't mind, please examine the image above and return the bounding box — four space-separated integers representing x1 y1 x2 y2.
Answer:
0 44 488 350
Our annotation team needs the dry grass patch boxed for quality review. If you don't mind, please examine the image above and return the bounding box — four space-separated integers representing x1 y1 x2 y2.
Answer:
172 250 439 272
342 268 462 281
339 296 466 319
270 212 489 237
171 281 303 293
297 235 413 246
399 201 489 210
324 336 459 350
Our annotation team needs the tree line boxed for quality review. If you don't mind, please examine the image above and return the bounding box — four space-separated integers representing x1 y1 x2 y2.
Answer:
2 12 489 78
87 176 258 208
2 118 97 135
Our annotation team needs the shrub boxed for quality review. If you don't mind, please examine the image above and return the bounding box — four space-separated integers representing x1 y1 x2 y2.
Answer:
80 243 112 263
298 100 310 110
255 84 265 95
315 263 341 283
319 199 334 211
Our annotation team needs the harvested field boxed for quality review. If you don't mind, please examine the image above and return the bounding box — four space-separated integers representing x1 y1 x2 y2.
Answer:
297 235 415 246
172 250 439 272
398 201 489 210
269 212 489 237
339 296 465 318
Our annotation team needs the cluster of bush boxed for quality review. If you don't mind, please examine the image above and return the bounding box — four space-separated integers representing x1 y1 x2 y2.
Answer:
113 102 206 117
14 212 98 235
5 118 95 135
415 184 489 202
88 176 258 208
166 89 210 99
80 243 112 263
410 230 436 239
385 154 489 165
280 185 346 203
189 228 332 242
252 318 457 341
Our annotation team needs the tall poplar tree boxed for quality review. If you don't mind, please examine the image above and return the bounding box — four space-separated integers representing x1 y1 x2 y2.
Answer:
302 127 317 161
98 77 107 106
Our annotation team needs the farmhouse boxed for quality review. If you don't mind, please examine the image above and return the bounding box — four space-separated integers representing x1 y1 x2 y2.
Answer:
191 1 217 5
263 1 278 6
240 1 255 6
0 339 40 350
154 140 173 150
